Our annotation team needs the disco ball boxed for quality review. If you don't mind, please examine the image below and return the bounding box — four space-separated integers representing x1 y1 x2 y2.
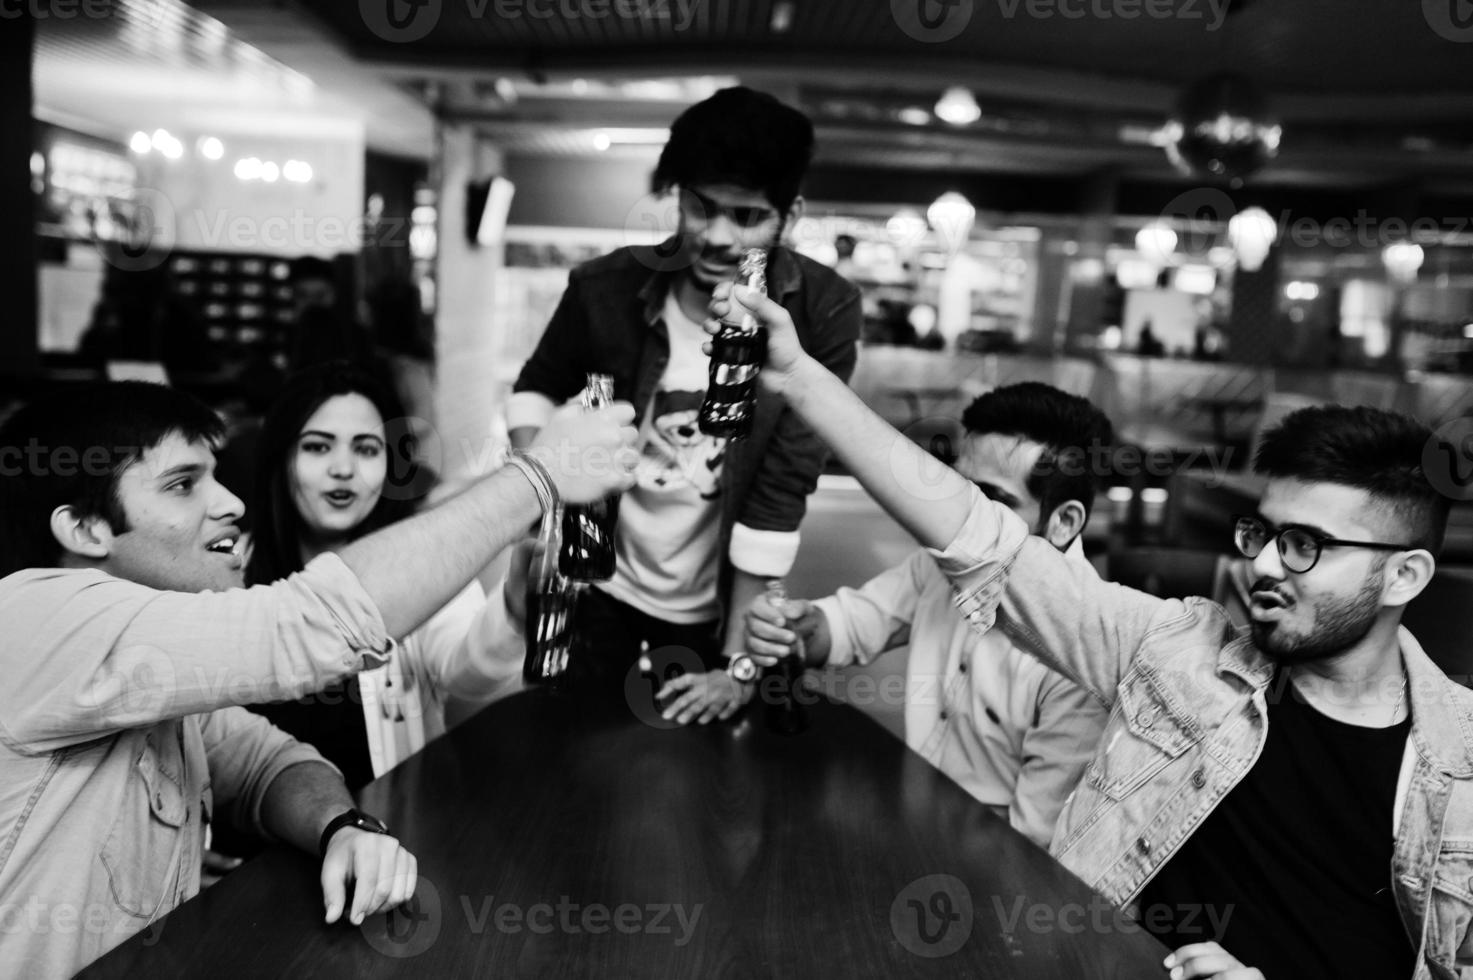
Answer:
1163 73 1282 187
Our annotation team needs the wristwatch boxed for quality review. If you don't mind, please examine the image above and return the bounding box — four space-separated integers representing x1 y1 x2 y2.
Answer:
726 654 760 685
319 808 391 857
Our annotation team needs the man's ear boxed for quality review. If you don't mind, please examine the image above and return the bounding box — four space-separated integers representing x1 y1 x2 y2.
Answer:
1042 500 1088 551
50 505 113 562
1381 550 1436 610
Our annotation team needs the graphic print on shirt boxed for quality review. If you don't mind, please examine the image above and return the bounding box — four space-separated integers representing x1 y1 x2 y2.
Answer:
635 389 725 500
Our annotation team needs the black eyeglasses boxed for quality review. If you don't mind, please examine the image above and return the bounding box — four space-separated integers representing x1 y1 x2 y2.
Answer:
1231 515 1413 573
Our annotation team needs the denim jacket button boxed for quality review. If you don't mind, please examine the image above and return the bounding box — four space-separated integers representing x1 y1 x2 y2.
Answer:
1136 707 1156 729
1191 769 1207 789
1136 837 1151 855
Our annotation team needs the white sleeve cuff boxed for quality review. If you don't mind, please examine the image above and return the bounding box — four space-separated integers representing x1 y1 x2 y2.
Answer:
506 391 557 432
728 523 802 578
810 595 856 667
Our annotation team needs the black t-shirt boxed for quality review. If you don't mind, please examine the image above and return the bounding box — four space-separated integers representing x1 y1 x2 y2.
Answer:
1137 669 1413 978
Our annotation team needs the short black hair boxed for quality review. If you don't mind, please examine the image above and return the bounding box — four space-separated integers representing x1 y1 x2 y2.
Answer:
246 361 425 586
651 86 814 213
0 382 225 577
1254 404 1451 554
960 382 1115 520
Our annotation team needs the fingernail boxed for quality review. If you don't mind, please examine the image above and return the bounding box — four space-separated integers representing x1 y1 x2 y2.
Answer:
1162 956 1174 968
325 904 339 922
1170 968 1183 980
352 912 363 925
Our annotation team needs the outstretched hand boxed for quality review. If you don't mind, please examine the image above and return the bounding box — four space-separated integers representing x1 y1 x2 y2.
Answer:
706 282 811 395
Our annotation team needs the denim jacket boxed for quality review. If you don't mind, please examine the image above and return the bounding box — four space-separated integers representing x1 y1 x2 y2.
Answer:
513 242 861 595
931 493 1473 979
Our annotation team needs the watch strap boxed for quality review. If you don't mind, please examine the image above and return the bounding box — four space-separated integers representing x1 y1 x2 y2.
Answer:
319 808 390 858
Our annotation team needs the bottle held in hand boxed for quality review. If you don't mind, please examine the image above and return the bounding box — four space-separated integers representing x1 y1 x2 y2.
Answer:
698 248 768 440
525 508 580 686
558 373 621 582
762 578 810 736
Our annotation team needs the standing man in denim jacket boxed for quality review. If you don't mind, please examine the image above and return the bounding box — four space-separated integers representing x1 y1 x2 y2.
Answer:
508 87 861 700
722 281 1472 980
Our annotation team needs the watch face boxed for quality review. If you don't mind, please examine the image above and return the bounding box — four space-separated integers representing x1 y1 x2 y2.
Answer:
358 813 389 834
729 655 759 683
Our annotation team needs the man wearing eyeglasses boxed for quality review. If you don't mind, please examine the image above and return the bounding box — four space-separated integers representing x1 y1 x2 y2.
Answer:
507 87 861 698
721 283 1467 980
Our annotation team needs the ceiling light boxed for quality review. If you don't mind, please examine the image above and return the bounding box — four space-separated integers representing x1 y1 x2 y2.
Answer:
130 131 152 154
593 132 611 152
770 0 794 32
234 157 262 181
927 191 976 254
260 161 280 183
1383 243 1425 284
283 160 313 183
934 87 981 126
199 137 224 161
1134 223 1178 265
1227 207 1276 272
898 107 931 126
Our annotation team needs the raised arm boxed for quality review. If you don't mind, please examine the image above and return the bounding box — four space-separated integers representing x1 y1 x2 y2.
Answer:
337 400 636 640
714 284 1164 703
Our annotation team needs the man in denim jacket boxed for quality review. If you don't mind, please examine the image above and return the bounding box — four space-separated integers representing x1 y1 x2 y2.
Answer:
508 87 861 703
724 281 1472 980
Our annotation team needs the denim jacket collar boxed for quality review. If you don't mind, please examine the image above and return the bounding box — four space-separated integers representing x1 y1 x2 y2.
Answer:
1215 627 1473 779
1401 628 1473 779
634 241 805 329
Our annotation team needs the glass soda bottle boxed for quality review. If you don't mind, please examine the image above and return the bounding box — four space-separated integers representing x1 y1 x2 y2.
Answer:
558 373 620 582
763 579 810 736
524 504 580 686
697 248 768 439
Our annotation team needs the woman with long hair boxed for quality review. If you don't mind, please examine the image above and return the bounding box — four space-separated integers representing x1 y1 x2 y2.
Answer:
242 360 524 790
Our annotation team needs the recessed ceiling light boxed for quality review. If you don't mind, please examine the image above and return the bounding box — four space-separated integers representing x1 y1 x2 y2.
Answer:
934 87 981 126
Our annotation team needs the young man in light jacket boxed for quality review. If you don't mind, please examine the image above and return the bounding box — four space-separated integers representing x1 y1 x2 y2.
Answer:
0 381 634 978
721 281 1470 980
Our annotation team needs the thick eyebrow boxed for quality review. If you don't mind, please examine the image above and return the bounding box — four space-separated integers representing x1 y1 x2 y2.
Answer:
154 462 207 485
298 430 336 441
1256 514 1336 539
974 480 1021 508
351 433 385 445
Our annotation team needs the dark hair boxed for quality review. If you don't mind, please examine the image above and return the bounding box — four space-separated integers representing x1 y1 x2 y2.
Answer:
0 382 225 577
246 361 424 585
651 86 814 213
1254 405 1451 554
289 255 336 283
960 382 1115 521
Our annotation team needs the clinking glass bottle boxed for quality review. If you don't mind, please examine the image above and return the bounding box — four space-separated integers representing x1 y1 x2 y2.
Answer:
697 248 768 440
763 579 810 736
523 506 578 686
558 373 620 582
